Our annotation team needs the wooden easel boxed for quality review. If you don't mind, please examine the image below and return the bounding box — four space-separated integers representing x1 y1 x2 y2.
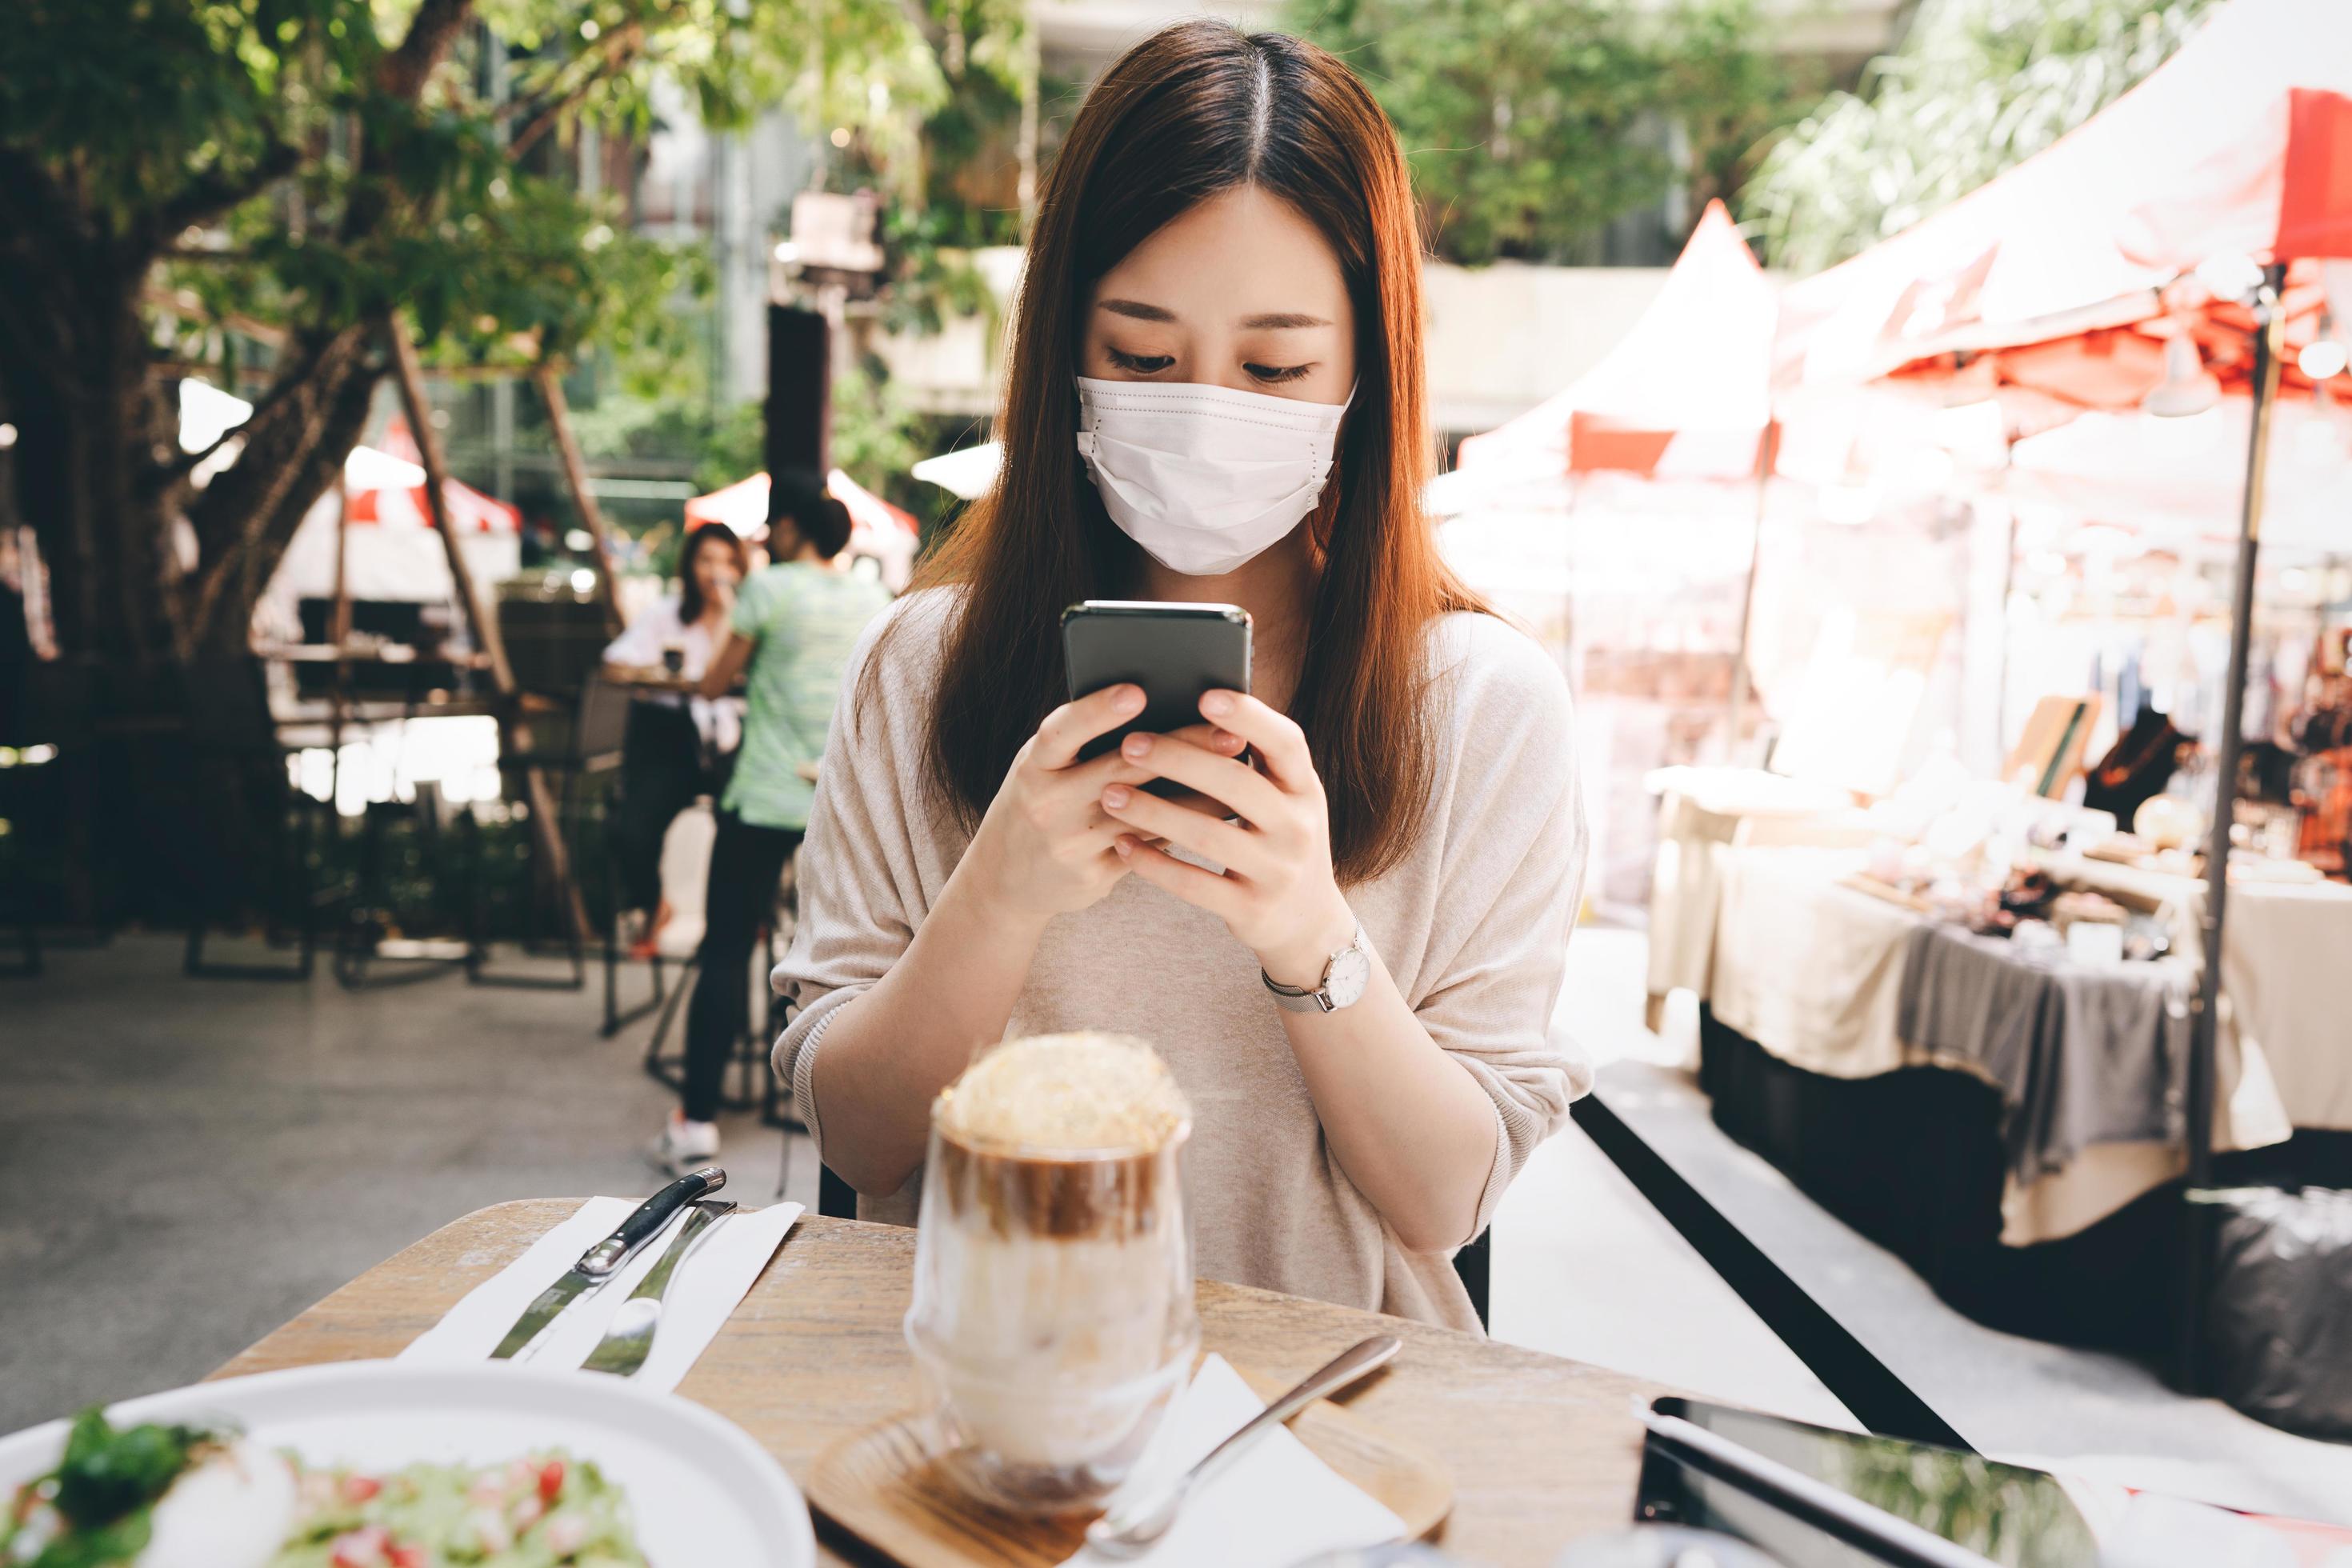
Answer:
385 318 590 942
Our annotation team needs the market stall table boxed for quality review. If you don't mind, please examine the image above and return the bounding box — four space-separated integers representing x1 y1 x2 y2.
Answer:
1703 846 2292 1245
2028 850 2352 1134
1691 844 2310 1357
212 1203 1670 1566
1641 768 1866 1033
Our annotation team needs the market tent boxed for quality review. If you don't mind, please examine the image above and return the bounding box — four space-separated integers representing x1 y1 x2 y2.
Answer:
1453 199 1778 486
1762 0 2352 1400
2006 397 2352 557
684 470 920 590
1776 0 2352 388
270 443 521 607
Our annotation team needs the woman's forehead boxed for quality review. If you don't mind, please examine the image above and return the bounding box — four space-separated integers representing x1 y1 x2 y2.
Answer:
1092 186 1349 324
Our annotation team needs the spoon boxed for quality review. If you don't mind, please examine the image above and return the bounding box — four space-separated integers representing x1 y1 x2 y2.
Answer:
1084 1334 1402 1558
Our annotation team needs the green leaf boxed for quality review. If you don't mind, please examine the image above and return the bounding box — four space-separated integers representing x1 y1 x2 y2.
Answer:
1742 0 2215 273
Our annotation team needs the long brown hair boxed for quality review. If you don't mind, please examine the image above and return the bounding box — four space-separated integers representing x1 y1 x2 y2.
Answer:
890 19 1486 883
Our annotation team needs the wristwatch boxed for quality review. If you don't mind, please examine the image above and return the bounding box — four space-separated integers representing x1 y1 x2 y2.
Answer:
1262 923 1372 1014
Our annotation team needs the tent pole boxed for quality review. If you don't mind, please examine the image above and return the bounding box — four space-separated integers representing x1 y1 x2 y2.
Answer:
386 317 590 946
1723 424 1778 765
2175 261 2286 1394
535 362 625 638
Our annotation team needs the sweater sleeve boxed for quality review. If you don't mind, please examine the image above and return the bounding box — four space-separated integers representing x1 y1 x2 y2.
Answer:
770 599 938 1159
1408 620 1591 1245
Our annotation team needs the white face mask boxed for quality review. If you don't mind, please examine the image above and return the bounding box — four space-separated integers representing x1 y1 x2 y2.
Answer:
1074 376 1350 577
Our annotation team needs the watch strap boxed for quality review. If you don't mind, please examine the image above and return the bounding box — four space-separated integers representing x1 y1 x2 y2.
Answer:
1262 923 1365 1014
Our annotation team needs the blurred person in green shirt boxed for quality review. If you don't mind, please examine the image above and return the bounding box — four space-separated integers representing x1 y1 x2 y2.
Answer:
652 471 893 1171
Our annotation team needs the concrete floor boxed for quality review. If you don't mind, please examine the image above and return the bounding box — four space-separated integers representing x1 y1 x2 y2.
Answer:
0 934 817 1433
1 930 1834 1444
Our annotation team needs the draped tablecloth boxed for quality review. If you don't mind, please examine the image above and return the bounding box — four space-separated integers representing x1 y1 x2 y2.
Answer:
2030 852 2352 1134
1895 921 2190 1189
1642 768 1863 1033
1703 846 2291 1245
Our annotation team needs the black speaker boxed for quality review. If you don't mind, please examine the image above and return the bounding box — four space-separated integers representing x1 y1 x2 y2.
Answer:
767 305 831 484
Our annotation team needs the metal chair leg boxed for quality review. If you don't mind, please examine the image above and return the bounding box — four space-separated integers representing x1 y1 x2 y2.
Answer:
470 771 590 991
186 786 320 982
637 954 700 1093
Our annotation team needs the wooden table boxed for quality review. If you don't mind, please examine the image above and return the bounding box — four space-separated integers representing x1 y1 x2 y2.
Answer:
214 1202 1667 1566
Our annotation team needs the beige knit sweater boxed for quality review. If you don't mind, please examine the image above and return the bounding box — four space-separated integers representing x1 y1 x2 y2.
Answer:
773 590 1589 1331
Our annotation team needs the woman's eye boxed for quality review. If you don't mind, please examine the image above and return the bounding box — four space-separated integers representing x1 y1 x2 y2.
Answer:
1106 347 1174 374
1246 362 1312 385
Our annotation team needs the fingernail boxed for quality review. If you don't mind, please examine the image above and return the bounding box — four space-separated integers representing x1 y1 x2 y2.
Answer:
1114 685 1145 713
1102 785 1131 808
1122 733 1152 758
1201 691 1233 717
1214 729 1242 750
1114 837 1134 858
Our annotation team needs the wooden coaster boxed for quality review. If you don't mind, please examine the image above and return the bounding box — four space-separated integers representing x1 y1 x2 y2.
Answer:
806 1363 1453 1567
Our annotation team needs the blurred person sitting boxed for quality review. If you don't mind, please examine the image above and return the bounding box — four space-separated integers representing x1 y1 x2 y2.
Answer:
602 521 751 957
650 474 892 1172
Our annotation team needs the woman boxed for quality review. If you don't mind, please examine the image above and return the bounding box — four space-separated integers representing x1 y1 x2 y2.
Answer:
774 22 1586 1330
602 520 748 953
650 478 891 1170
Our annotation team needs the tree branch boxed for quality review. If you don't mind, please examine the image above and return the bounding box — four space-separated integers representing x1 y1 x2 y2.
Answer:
181 346 380 662
180 322 372 584
380 0 476 102
506 22 649 160
147 140 302 249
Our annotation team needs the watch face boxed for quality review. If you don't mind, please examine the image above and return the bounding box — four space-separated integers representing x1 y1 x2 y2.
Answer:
1325 943 1372 1009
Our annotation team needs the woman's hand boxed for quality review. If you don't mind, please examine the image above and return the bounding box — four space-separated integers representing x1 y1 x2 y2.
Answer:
1100 690 1356 986
962 683 1246 923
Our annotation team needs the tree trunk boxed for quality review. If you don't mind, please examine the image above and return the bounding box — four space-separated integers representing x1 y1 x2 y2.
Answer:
0 253 377 927
0 0 480 930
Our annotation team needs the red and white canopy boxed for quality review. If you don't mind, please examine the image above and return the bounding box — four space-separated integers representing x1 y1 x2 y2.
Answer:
1776 0 2352 390
369 419 521 534
1454 200 1778 484
268 439 521 607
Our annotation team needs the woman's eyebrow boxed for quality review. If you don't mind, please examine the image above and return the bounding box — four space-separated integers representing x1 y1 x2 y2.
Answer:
1239 311 1331 329
1098 298 1176 322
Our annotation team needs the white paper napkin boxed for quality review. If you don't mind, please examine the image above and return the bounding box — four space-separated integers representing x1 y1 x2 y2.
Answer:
1058 1354 1407 1568
398 1197 802 1393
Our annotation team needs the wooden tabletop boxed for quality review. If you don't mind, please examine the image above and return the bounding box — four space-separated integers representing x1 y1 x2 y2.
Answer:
214 1202 1666 1566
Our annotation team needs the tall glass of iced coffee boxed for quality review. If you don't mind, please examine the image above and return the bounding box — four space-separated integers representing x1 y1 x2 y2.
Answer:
904 1032 1197 1514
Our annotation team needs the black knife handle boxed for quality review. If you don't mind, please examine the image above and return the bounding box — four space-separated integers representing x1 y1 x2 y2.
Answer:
578 1166 725 1277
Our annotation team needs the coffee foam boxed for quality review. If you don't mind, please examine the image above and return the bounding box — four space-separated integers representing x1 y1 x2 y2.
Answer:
936 1032 1186 1154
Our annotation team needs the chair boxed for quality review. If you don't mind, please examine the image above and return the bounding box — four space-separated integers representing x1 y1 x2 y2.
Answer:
182 661 334 981
0 660 97 977
334 779 470 990
330 665 482 990
467 678 630 990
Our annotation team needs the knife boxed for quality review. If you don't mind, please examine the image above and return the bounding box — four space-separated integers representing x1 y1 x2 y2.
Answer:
581 1199 736 1378
490 1166 725 1362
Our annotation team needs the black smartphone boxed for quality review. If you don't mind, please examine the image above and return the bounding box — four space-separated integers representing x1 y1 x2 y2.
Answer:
1061 601 1252 781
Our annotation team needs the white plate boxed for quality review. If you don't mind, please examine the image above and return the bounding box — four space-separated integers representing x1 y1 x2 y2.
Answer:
0 1360 814 1568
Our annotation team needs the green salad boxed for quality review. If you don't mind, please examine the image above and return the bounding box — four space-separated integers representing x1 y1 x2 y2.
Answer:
6 1409 648 1568
271 1452 645 1568
2 1409 223 1568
